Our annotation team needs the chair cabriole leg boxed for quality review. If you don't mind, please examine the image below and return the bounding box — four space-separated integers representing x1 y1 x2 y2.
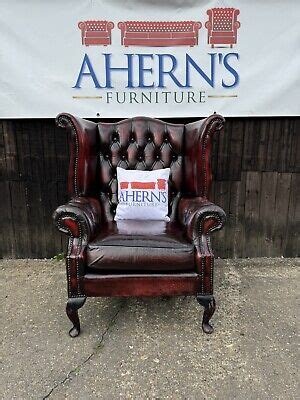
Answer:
196 295 216 334
66 297 86 337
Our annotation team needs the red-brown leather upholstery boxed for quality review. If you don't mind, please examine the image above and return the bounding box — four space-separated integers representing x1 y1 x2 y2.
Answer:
87 220 194 272
97 117 184 222
54 113 225 285
53 113 226 336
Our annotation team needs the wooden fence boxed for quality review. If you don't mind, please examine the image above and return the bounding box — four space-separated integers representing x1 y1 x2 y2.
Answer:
0 117 299 258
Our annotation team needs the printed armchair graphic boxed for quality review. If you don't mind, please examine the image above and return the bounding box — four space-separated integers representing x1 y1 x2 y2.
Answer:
205 8 240 48
53 114 226 337
118 21 202 47
78 20 114 46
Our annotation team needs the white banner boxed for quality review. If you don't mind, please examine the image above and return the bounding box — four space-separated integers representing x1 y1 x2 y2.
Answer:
1 0 299 118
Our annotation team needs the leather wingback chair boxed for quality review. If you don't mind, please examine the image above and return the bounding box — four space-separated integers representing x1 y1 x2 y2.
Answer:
53 113 226 337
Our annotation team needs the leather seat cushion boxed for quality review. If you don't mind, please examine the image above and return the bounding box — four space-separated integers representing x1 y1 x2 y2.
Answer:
87 220 194 272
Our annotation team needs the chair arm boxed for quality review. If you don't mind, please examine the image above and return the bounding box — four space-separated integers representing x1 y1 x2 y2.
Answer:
178 197 226 243
53 197 101 242
194 22 202 31
205 21 212 30
107 21 115 31
78 21 87 31
118 22 126 31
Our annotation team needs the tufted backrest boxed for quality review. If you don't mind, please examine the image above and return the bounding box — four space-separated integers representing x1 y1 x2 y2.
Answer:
78 20 114 33
211 8 236 31
120 21 200 33
56 113 225 224
97 117 184 222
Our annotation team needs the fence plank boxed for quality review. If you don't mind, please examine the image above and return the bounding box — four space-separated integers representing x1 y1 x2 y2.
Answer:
244 172 262 257
0 122 6 180
3 121 19 180
26 180 47 258
227 119 243 180
266 119 282 171
215 119 231 181
16 121 32 181
284 173 299 256
213 180 231 258
0 181 15 257
230 173 246 258
272 173 292 256
259 172 278 257
287 119 300 172
9 181 30 258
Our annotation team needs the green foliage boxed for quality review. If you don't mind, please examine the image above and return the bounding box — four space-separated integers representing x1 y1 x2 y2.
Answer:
52 253 65 262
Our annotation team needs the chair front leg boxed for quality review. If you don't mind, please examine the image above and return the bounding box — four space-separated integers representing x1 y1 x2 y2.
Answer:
65 236 87 337
195 230 217 334
196 294 216 334
66 297 86 337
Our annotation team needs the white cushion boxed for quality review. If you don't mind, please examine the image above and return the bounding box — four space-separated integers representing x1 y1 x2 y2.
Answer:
115 167 170 221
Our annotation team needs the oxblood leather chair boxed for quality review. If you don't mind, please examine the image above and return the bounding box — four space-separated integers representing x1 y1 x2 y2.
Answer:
53 114 226 337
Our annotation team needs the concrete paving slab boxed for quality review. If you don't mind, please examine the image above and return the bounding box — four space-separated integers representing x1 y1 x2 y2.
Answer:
0 258 299 399
0 260 123 399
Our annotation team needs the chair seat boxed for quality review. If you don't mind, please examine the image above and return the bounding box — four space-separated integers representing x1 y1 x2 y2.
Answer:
211 31 234 36
87 220 194 272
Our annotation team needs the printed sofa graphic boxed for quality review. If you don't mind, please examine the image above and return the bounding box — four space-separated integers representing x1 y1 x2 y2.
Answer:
117 21 201 47
120 179 167 190
77 8 240 47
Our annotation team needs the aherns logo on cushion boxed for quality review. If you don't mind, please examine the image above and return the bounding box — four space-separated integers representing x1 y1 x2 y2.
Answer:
115 167 170 221
119 178 167 207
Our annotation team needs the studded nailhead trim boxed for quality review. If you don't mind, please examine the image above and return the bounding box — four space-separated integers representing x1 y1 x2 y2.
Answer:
57 116 79 197
55 213 85 297
195 211 223 295
202 117 223 197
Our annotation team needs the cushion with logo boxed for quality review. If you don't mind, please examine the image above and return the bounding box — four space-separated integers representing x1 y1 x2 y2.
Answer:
115 167 170 221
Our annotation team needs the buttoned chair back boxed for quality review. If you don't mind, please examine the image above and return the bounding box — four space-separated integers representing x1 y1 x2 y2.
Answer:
57 115 224 223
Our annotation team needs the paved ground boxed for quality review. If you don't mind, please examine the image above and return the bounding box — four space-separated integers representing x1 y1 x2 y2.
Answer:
0 258 299 400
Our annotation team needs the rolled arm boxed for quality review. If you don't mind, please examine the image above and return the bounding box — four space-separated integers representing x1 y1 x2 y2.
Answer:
118 22 126 30
205 21 211 30
194 22 202 31
53 197 101 242
107 21 115 31
78 21 86 30
178 197 226 243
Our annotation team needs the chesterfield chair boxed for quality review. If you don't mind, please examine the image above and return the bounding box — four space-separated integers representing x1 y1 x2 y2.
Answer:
78 20 114 46
205 8 240 48
53 113 226 337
